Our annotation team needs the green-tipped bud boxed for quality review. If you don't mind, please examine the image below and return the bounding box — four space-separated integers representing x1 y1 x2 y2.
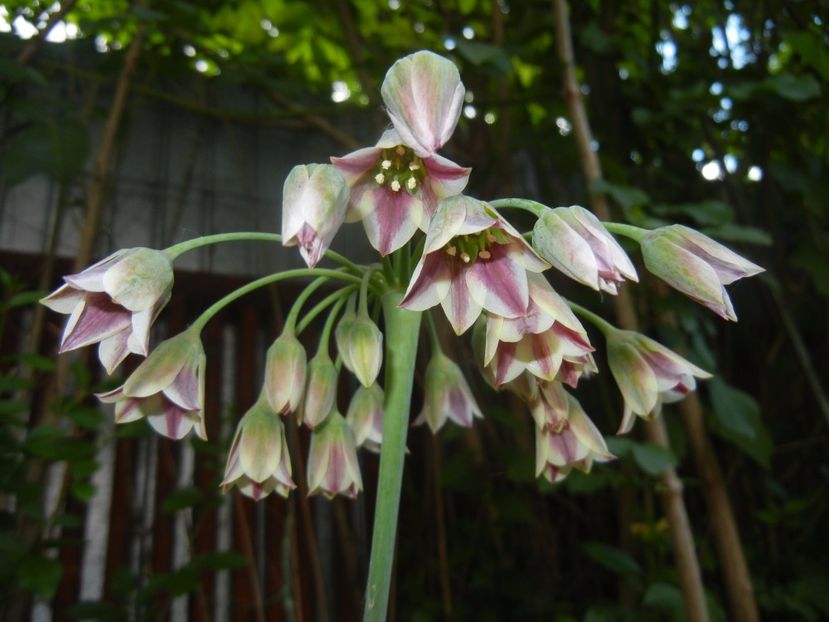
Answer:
346 383 384 452
302 351 338 429
264 333 307 415
307 411 363 499
415 351 482 433
336 315 383 387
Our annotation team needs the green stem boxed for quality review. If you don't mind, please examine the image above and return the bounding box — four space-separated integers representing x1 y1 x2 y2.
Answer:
285 276 333 333
316 295 348 357
602 222 647 243
190 269 363 334
566 300 617 336
425 310 442 351
489 198 549 218
358 268 374 317
164 231 362 272
296 286 357 335
363 293 422 622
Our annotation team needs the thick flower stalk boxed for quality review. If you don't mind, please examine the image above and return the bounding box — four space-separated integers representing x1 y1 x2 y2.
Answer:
639 224 764 320
221 393 295 501
96 329 206 440
40 247 173 374
401 195 549 334
307 410 363 499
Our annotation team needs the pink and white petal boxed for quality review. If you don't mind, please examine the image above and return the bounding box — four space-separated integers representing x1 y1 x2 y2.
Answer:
546 428 588 466
484 314 505 365
40 284 83 314
441 265 483 334
61 294 132 352
466 246 529 318
147 402 196 440
672 225 763 284
527 273 584 334
98 330 131 375
423 196 471 253
422 154 471 198
524 333 564 381
123 337 193 398
535 214 600 288
567 402 613 459
95 386 125 403
617 405 637 434
455 198 498 235
63 251 126 292
361 187 423 255
640 339 712 380
164 356 202 411
492 342 525 385
608 342 659 416
102 249 172 312
114 397 146 424
127 307 154 356
605 234 639 281
331 146 382 186
400 253 452 311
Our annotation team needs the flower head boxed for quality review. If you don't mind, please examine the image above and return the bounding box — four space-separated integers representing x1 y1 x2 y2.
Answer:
607 330 712 433
96 330 206 440
335 311 383 388
415 351 482 433
263 332 307 415
640 225 764 320
401 195 548 334
281 163 349 268
221 395 295 501
533 206 638 294
41 247 173 374
307 411 363 499
346 383 384 453
534 386 614 483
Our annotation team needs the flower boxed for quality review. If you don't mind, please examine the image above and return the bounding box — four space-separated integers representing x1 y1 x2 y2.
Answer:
640 225 764 320
281 163 349 268
335 311 383 387
221 395 295 501
483 273 595 386
533 205 638 294
263 332 307 415
41 247 173 374
415 351 482 433
307 411 363 499
607 329 712 433
96 330 206 440
346 383 384 453
331 50 471 256
301 350 338 429
534 386 614 483
401 195 549 334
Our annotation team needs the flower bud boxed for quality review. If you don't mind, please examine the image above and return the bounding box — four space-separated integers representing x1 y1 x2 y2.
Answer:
336 314 383 387
415 351 482 433
301 351 338 429
346 383 384 453
307 411 363 499
221 396 295 501
264 332 307 415
640 225 763 321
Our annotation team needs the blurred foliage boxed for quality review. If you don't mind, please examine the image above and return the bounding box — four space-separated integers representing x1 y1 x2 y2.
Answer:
1 0 828 620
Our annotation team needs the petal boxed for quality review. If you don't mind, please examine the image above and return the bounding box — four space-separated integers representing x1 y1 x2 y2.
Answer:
361 186 423 255
102 248 173 312
533 212 600 289
61 294 132 352
98 330 131 375
493 341 524 385
421 154 471 202
63 250 127 292
423 195 474 254
331 146 382 185
526 273 584 335
40 284 83 314
608 341 659 416
400 252 452 311
147 401 195 440
123 333 198 398
669 225 764 284
164 361 202 410
523 332 563 381
441 262 483 334
466 245 529 318
127 307 154 356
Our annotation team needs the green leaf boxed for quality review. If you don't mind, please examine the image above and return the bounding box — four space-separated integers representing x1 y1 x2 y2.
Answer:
644 582 684 620
590 179 649 211
455 41 512 74
17 556 63 598
18 353 56 372
162 487 204 513
704 223 773 246
766 73 821 101
631 442 677 476
6 290 47 309
582 541 642 576
707 378 772 467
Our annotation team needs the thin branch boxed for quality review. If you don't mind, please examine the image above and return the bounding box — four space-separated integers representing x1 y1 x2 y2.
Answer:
15 0 79 66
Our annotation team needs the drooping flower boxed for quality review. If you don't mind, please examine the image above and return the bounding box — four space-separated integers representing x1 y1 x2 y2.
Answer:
401 195 549 335
335 311 383 387
483 273 595 386
415 350 482 433
221 395 295 501
41 247 173 374
534 386 614 483
301 350 338 429
281 163 350 268
607 329 712 433
331 50 471 256
533 205 638 294
640 225 764 321
96 329 206 440
307 410 363 499
346 383 384 453
263 332 307 415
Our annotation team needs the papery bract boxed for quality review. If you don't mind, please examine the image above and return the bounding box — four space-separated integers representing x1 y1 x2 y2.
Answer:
415 351 482 433
640 225 764 321
607 329 712 433
346 383 385 453
307 410 363 499
281 163 349 268
264 332 307 415
401 195 548 335
96 330 206 440
41 247 173 374
221 396 295 501
533 206 638 294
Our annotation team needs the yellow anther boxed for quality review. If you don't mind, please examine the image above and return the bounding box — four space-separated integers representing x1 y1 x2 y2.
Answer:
381 159 392 170
406 177 417 191
409 161 420 171
374 173 385 185
461 252 471 263
479 250 491 260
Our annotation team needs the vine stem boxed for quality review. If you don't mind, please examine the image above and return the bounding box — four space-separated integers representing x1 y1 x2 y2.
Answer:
489 197 549 217
362 293 422 622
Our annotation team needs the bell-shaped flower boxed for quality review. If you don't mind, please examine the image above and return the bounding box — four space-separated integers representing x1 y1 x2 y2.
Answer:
401 195 548 335
483 273 595 386
307 410 363 499
41 247 173 374
346 383 384 453
96 329 206 440
534 387 614 483
221 395 295 501
281 163 349 268
335 312 383 387
640 225 764 321
607 329 712 434
533 205 638 294
301 350 338 429
263 332 307 415
415 351 482 433
332 130 470 256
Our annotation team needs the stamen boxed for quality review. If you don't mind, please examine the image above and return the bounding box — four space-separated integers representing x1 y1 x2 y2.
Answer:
461 252 471 263
479 250 491 260
446 246 457 256
409 162 420 171
390 179 401 192
395 146 406 156
381 159 392 170
487 233 496 243
374 173 385 185
406 177 417 191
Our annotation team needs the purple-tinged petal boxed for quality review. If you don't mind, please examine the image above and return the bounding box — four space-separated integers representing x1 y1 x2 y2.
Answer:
421 154 471 211
441 262 483 334
98 330 131 375
123 332 198 399
400 253 452 311
63 251 127 292
40 284 83 314
361 186 424 255
102 248 173 312
164 362 201 411
61 294 132 352
534 212 600 288
493 341 523 385
423 195 474 253
96 386 125 403
466 245 529 319
331 146 382 184
668 225 763 284
608 341 659 416
523 332 564 381
147 402 195 440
